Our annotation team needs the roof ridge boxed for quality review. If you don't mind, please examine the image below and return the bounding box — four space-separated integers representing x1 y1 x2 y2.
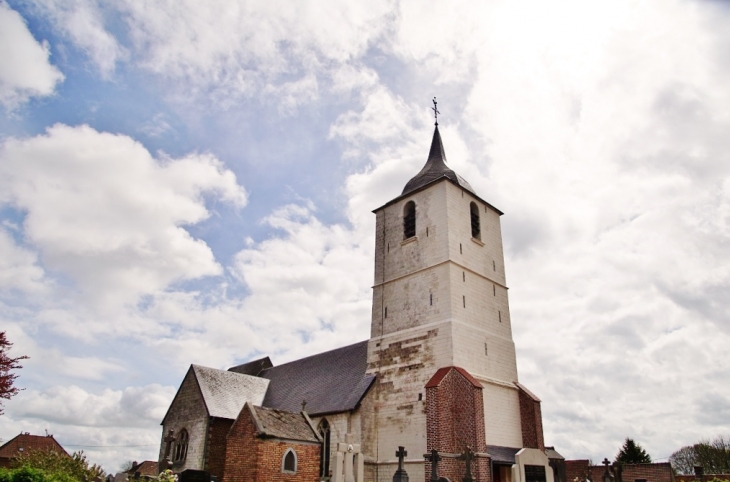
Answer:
258 340 368 374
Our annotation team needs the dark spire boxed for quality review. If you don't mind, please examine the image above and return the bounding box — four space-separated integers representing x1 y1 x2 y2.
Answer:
401 125 475 196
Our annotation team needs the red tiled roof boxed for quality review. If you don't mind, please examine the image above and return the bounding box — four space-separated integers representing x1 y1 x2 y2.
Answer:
126 461 159 476
425 366 483 389
0 433 69 459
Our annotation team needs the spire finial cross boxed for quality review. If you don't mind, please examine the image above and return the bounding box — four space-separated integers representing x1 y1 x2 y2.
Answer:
432 97 440 126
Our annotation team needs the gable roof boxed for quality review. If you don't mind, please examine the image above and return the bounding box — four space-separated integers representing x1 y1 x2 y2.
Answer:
0 434 69 459
192 365 270 419
125 461 159 476
259 340 375 416
246 404 319 443
228 356 273 376
425 366 483 389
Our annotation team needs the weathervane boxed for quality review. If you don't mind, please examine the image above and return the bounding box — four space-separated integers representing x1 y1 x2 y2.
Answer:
432 97 440 126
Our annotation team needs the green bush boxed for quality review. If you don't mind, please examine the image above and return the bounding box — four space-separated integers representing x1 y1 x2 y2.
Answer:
10 467 47 482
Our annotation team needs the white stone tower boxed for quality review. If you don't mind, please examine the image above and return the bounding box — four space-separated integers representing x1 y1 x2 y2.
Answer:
364 125 525 482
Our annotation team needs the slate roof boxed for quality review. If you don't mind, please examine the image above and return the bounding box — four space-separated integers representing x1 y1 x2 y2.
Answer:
402 126 476 197
373 126 503 215
192 365 270 419
0 434 69 459
228 356 273 376
545 446 565 460
259 340 375 416
248 404 319 443
486 445 520 464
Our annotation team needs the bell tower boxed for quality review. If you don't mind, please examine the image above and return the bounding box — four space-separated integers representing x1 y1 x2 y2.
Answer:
364 122 531 482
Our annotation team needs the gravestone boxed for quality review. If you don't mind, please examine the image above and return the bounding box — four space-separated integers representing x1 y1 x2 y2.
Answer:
179 469 210 482
424 449 442 482
459 447 475 482
332 434 364 482
393 446 409 482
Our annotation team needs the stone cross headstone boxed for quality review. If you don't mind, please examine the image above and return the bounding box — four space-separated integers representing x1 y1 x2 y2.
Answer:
160 429 176 473
601 459 614 482
459 446 475 482
393 446 409 482
424 449 442 482
332 434 364 482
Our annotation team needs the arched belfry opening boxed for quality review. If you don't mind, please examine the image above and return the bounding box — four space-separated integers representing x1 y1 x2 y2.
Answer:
470 202 481 239
318 418 331 478
404 201 416 239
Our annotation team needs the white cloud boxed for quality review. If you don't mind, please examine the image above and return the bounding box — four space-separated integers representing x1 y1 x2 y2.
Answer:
0 229 47 294
0 124 247 308
0 2 63 108
30 0 127 77
0 383 174 471
113 0 394 107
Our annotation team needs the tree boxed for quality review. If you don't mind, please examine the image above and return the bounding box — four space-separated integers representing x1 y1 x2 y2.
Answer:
616 438 652 464
670 445 697 475
0 332 29 415
12 449 105 480
670 436 730 475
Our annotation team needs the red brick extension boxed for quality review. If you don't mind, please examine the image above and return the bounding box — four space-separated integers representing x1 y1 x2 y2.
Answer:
426 366 491 482
515 382 544 451
223 408 319 482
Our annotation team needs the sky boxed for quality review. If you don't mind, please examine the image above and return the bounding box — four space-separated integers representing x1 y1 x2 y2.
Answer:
1 0 729 473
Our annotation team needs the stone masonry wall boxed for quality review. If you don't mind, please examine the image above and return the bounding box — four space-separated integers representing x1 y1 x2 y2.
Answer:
159 368 209 473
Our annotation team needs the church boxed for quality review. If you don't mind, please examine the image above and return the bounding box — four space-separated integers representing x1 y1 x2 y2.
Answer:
158 121 564 482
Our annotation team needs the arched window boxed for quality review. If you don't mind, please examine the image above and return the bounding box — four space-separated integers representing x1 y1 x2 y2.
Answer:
173 429 188 462
282 448 297 474
318 419 331 478
470 202 480 240
403 201 416 239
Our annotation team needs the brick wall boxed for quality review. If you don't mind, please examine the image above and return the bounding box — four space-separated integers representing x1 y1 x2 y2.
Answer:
565 459 591 482
516 383 544 450
622 463 675 482
223 409 259 482
676 475 730 482
224 407 321 482
565 461 675 482
425 366 490 482
206 418 233 479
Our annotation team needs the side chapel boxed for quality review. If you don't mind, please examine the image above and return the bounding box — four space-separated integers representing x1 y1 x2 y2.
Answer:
159 119 564 482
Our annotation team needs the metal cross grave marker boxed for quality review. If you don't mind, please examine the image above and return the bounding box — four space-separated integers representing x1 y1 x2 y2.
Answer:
424 449 442 482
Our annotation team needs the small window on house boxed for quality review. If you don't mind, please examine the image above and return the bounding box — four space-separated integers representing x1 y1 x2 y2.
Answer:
173 429 189 462
470 202 481 239
282 448 297 474
403 201 416 239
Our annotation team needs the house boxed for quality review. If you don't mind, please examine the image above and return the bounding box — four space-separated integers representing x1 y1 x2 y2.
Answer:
0 432 69 468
